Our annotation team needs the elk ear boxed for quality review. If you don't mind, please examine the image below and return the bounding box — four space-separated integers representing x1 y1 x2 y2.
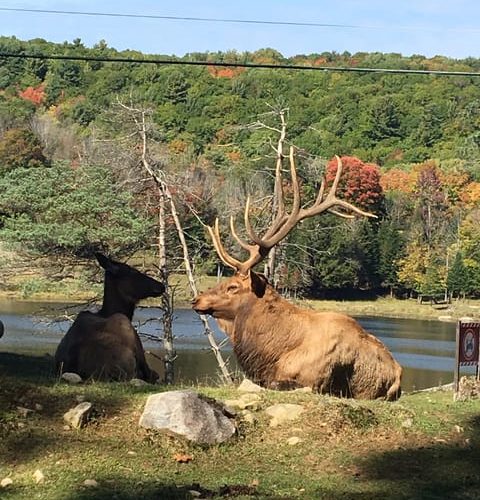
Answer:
95 253 120 275
249 271 267 298
95 252 111 269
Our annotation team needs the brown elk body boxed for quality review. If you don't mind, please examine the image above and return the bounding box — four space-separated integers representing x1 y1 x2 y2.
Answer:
192 147 402 400
193 272 402 399
55 253 164 382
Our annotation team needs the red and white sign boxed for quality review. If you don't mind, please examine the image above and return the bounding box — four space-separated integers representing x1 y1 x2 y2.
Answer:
458 322 480 367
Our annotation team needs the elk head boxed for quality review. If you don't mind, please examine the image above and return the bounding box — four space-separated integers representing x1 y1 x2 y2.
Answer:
192 147 376 320
96 252 165 304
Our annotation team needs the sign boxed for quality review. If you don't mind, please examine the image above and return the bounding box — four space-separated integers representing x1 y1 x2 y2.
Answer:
454 321 480 396
458 322 480 366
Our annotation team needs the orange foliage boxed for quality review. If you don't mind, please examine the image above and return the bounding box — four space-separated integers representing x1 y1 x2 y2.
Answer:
460 182 480 207
380 169 416 193
18 84 46 105
168 139 189 154
312 57 327 66
207 66 245 78
226 150 241 163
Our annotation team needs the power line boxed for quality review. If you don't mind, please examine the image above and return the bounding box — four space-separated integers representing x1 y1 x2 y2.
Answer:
0 6 478 33
0 51 479 78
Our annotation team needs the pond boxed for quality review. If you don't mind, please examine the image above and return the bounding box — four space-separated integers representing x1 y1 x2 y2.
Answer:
0 299 471 392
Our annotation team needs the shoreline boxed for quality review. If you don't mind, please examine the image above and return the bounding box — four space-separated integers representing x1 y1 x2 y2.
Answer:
1 291 479 323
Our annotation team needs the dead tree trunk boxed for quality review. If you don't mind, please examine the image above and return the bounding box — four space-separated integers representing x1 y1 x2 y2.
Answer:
157 185 176 384
117 100 232 384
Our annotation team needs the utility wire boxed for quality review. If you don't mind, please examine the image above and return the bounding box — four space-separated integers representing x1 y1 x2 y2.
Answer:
0 51 479 77
0 6 478 33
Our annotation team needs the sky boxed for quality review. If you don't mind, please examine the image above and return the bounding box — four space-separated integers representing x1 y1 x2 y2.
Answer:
1 1 480 60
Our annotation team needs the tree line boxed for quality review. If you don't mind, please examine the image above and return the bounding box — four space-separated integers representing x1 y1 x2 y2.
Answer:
1 36 480 299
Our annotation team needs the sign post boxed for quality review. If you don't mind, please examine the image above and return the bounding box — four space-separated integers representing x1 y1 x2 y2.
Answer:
454 321 480 397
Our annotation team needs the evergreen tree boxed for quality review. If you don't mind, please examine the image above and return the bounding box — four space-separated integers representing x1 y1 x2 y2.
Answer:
447 251 468 298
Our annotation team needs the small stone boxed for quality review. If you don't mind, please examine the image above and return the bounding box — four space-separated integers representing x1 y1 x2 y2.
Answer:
224 399 247 410
293 386 313 393
401 417 413 428
16 406 34 417
33 469 45 484
63 402 93 429
237 379 265 393
1 478 13 488
83 479 98 487
240 410 255 424
127 451 136 456
189 490 202 498
265 403 304 426
454 425 464 433
287 436 302 445
61 372 82 384
130 378 148 387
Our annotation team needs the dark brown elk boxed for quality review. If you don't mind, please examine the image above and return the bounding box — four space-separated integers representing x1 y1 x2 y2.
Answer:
55 253 164 382
192 148 402 400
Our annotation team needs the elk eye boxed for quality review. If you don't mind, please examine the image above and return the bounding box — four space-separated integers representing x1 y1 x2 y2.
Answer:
226 284 239 293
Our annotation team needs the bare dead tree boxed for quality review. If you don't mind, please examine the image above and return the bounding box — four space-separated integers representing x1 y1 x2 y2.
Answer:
245 104 290 288
112 99 233 384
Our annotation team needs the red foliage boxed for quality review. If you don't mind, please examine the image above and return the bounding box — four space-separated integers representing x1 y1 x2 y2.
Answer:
325 155 384 211
18 84 46 106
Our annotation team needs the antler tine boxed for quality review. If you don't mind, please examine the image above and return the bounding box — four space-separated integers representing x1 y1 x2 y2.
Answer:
230 215 256 252
207 219 243 271
256 146 302 247
244 196 262 244
329 208 355 219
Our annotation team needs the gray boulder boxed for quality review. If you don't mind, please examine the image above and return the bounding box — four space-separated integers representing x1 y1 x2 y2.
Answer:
139 390 236 444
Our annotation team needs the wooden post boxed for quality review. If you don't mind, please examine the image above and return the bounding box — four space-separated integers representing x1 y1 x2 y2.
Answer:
454 321 460 396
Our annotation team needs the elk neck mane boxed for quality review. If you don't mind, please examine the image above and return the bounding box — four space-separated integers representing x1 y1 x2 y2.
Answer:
232 274 306 383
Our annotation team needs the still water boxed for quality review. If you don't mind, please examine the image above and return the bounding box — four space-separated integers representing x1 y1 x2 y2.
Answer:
0 299 471 392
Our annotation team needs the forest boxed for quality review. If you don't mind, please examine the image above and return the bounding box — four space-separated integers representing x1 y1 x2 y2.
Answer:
1 35 480 299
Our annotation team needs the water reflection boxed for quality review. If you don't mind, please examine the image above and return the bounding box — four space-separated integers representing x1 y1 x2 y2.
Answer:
0 300 471 392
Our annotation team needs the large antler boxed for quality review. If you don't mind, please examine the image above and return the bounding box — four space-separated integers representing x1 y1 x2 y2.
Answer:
208 146 376 276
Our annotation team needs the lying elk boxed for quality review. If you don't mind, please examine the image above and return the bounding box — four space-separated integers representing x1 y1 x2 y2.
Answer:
55 253 164 382
192 148 402 400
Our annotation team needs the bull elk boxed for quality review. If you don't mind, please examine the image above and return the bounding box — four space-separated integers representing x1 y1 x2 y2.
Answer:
192 147 402 400
55 253 164 382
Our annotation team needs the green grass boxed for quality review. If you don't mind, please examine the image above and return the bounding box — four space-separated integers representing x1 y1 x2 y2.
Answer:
1 353 480 499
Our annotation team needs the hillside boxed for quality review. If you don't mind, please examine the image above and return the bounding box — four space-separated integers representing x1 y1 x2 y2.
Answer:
1 37 480 300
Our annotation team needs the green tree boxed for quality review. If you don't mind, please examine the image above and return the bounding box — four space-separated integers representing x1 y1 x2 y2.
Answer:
377 220 405 295
0 162 153 256
447 251 469 298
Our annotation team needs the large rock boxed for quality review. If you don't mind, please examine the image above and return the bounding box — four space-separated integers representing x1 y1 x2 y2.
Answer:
139 390 236 444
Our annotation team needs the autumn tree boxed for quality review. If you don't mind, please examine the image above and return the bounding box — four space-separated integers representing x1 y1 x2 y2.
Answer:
413 162 449 247
0 128 47 173
325 156 385 213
